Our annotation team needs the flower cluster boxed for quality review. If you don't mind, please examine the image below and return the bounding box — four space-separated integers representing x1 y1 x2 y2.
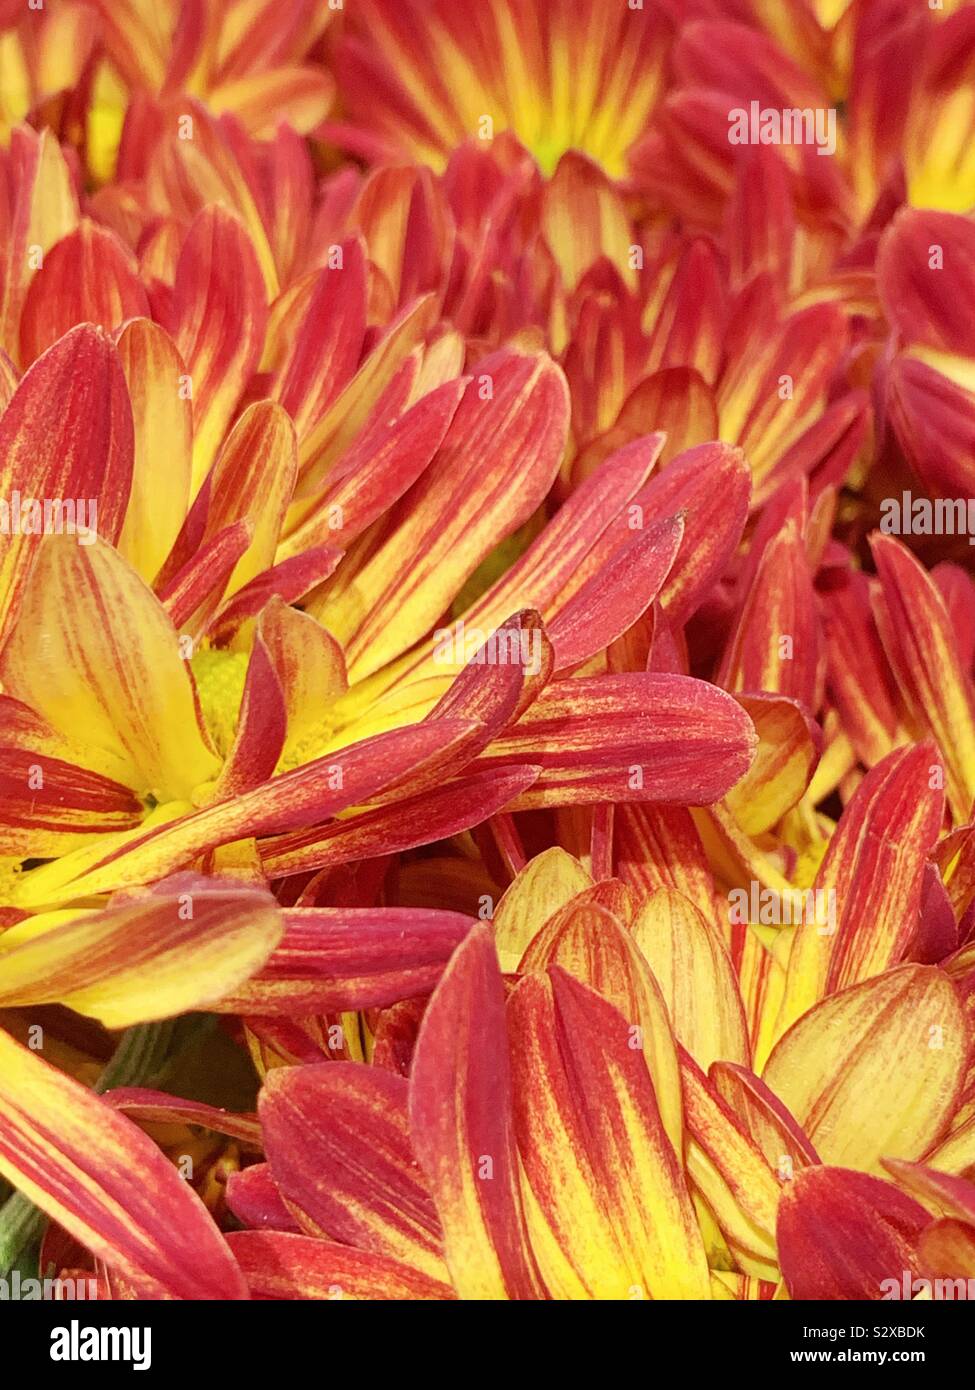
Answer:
0 0 974 1304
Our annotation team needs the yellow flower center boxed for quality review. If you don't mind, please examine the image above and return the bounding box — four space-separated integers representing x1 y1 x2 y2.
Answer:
190 648 251 758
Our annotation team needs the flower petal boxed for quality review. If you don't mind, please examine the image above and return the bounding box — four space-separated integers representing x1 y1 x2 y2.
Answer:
777 1166 930 1301
919 1219 975 1281
104 1088 262 1149
13 720 479 905
172 205 268 489
723 694 821 836
547 513 684 672
408 925 542 1299
0 696 142 856
517 898 683 1154
482 673 757 808
227 1230 453 1300
679 1048 781 1277
871 533 975 823
313 349 569 682
19 220 148 363
777 744 945 1036
260 765 539 878
764 966 968 1173
615 803 716 922
260 1062 448 1280
269 242 367 438
631 889 749 1069
198 400 298 598
116 318 193 584
0 535 220 801
0 325 133 648
218 906 476 1015
493 847 593 973
0 1029 248 1298
0 875 283 1027
508 968 710 1300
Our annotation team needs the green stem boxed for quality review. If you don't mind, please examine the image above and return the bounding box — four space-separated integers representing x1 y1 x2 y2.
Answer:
0 1194 42 1277
94 1019 178 1095
0 1020 178 1276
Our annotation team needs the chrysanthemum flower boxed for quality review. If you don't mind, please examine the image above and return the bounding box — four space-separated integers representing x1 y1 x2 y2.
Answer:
219 814 973 1299
0 0 95 146
51 0 333 184
326 0 675 179
0 318 755 917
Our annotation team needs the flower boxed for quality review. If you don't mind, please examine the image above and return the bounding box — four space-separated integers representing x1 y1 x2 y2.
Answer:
326 0 675 178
